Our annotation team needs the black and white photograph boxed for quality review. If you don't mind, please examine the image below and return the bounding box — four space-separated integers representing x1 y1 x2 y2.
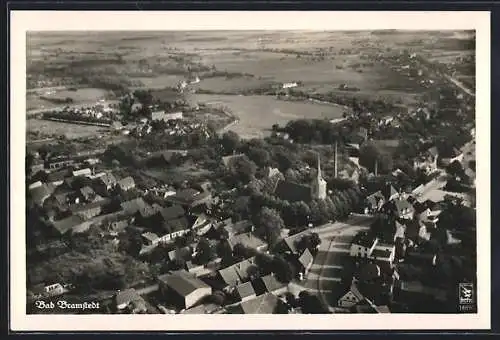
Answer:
10 11 490 331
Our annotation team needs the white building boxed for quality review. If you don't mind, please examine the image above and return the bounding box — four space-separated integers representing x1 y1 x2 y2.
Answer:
282 82 298 89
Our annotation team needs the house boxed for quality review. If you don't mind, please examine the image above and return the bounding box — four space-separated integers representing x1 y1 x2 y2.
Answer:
51 215 86 235
156 217 191 243
72 168 92 177
227 232 268 252
115 288 148 314
222 220 253 238
364 191 385 214
369 242 396 269
218 257 258 287
79 186 96 203
338 282 365 308
264 167 282 178
120 197 148 216
46 169 69 186
414 146 439 174
297 248 314 278
167 246 193 263
29 181 43 190
260 274 287 296
350 232 379 258
235 281 257 302
382 198 415 220
191 214 213 236
70 199 110 220
165 189 213 209
29 183 55 207
47 158 75 171
440 148 464 167
235 292 287 314
185 261 206 276
282 82 298 89
117 176 135 192
151 110 183 122
142 232 159 246
94 172 117 194
158 270 212 310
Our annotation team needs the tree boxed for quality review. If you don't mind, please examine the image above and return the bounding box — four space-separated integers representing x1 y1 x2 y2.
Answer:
120 229 143 257
298 290 329 314
258 207 285 247
221 131 241 155
216 241 234 266
272 255 295 283
208 290 226 306
446 160 465 179
247 147 271 167
194 237 215 265
229 155 257 183
359 142 393 174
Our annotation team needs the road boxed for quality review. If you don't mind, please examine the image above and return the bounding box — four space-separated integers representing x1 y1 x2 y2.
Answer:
444 74 475 98
288 214 376 311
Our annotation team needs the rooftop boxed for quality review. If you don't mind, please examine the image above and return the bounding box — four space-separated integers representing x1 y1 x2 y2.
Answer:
238 293 283 314
158 270 211 297
52 215 85 235
260 274 287 293
236 282 256 300
227 232 267 250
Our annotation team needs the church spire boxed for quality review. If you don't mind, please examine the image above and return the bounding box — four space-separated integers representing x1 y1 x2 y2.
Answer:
317 153 322 178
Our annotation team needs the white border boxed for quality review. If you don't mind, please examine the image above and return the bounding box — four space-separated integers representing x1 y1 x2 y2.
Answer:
10 11 491 331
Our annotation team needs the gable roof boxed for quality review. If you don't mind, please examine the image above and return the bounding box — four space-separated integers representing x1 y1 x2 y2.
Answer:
46 169 70 183
160 205 186 222
69 198 110 214
393 199 415 215
236 282 256 300
115 288 142 307
52 215 85 235
238 293 282 314
261 274 287 293
163 217 190 233
227 232 267 250
30 184 55 206
120 197 148 215
167 246 192 262
340 283 365 302
158 270 211 297
218 257 257 286
118 176 135 189
382 184 399 201
298 248 314 269
273 180 312 203
223 220 253 236
72 168 92 177
80 186 95 198
98 173 117 187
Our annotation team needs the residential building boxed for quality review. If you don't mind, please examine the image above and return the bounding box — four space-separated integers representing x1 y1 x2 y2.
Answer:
235 281 257 302
413 146 439 174
382 184 399 202
165 189 213 209
260 274 287 296
369 242 396 269
364 191 386 214
47 159 75 171
158 270 212 310
72 168 92 177
117 176 136 192
29 181 43 190
222 154 246 168
156 217 191 243
142 232 159 246
79 186 96 203
151 110 183 122
70 199 110 220
282 82 298 89
120 197 148 216
350 232 379 258
234 292 287 314
51 215 86 236
338 282 365 308
29 183 55 207
167 246 193 264
115 288 148 314
227 232 268 252
381 198 415 220
218 257 258 287
46 169 69 186
93 172 117 194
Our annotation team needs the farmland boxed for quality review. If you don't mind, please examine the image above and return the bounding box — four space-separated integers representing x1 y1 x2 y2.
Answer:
26 30 475 138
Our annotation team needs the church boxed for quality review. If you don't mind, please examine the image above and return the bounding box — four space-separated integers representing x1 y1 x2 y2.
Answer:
273 155 327 203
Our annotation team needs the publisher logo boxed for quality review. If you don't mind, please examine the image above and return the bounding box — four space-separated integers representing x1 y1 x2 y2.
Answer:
459 283 474 305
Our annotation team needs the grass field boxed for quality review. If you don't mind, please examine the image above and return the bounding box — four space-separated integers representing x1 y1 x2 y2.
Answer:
27 119 110 139
187 93 345 139
27 87 112 111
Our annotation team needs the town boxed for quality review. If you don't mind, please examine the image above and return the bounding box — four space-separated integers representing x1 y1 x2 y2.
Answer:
25 30 476 315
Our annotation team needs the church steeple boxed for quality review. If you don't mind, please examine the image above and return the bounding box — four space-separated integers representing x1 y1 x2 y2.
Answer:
311 152 327 200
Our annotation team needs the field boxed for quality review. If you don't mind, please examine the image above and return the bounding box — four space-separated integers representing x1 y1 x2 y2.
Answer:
27 119 110 139
187 94 344 139
27 88 113 112
26 30 475 137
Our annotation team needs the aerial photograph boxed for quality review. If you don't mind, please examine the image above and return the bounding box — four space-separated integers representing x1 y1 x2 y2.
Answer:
25 30 476 315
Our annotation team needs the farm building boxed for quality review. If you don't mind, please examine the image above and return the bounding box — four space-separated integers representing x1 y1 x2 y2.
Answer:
158 270 212 310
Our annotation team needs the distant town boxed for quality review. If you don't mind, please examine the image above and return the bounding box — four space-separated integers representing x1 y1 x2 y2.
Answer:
26 30 476 315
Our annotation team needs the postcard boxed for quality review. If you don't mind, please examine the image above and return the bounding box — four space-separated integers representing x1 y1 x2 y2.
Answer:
10 10 491 331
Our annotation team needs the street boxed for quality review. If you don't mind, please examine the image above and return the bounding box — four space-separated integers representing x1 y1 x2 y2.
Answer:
288 214 375 311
